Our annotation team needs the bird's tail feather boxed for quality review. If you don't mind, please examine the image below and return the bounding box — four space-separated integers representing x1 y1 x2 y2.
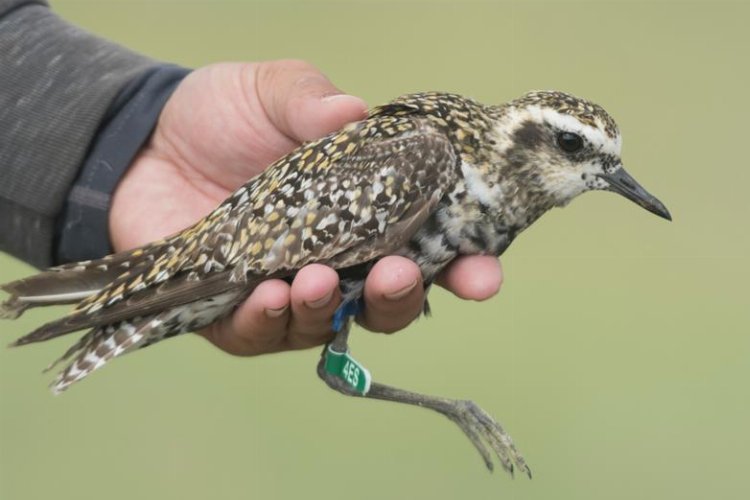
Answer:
50 313 170 394
0 240 171 320
10 312 94 347
43 329 97 374
0 296 30 320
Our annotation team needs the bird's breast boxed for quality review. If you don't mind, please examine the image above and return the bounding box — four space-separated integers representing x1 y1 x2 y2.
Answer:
396 201 510 283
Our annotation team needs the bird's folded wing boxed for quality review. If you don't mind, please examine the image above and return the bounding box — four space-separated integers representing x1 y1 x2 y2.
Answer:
15 117 459 343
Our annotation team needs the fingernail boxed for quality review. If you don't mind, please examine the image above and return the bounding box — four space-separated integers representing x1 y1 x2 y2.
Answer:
384 279 418 301
305 290 334 309
321 92 344 101
265 305 288 318
321 94 367 108
321 93 348 102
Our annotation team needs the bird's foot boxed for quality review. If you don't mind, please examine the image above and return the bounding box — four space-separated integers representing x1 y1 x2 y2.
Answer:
363 382 530 476
440 399 531 477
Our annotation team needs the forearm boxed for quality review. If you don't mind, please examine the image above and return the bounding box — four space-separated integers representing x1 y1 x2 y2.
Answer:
0 0 158 267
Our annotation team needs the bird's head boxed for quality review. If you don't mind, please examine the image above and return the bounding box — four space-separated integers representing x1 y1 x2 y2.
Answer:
490 90 671 220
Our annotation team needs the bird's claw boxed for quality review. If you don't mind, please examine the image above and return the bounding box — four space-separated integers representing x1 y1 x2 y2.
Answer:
444 400 531 477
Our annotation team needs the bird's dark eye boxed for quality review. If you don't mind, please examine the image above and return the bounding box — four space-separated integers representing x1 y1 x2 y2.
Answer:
556 132 584 153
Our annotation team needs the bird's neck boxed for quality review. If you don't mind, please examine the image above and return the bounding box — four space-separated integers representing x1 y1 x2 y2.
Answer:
435 161 552 257
435 112 560 256
402 98 559 257
477 113 559 204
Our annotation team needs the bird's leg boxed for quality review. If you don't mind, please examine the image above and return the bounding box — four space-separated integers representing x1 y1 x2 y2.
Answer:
318 301 370 397
317 302 531 476
366 383 531 477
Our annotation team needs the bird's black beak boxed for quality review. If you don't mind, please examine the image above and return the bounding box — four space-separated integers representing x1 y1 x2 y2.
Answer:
597 166 672 221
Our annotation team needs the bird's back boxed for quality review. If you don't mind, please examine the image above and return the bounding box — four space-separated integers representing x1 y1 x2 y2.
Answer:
2 93 470 392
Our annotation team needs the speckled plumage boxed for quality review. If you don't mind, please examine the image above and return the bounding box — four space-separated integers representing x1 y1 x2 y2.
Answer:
2 89 660 391
2 89 669 472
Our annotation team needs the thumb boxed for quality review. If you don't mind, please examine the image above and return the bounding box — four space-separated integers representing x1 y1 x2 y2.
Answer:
255 59 368 143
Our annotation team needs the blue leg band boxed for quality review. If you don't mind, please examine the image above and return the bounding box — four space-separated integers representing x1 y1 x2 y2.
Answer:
332 298 364 333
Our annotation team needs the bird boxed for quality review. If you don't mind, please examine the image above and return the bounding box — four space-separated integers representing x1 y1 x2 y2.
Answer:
0 90 671 476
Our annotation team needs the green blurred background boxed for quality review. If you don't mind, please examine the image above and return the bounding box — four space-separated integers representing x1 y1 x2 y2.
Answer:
1 1 748 498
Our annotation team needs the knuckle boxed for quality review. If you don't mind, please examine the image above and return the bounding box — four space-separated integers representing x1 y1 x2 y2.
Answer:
254 60 278 88
258 59 319 87
277 58 316 72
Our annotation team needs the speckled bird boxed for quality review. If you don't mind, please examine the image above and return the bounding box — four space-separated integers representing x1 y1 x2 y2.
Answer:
0 90 670 475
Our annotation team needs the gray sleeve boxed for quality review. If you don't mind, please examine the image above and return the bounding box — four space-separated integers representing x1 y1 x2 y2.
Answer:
0 0 157 267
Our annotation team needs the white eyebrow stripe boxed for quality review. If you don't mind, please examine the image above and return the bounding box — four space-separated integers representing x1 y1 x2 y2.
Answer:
527 105 622 156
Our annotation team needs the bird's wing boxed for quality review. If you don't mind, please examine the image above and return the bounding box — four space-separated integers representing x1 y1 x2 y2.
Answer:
0 239 176 319
236 118 459 274
12 116 459 344
9 271 243 346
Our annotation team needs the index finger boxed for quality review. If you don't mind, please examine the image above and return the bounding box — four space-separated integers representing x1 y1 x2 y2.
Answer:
435 255 503 301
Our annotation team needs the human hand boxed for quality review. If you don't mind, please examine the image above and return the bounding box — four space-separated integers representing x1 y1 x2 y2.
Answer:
109 60 503 356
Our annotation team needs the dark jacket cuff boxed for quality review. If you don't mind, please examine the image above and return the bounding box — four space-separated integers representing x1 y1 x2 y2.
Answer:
56 65 191 264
